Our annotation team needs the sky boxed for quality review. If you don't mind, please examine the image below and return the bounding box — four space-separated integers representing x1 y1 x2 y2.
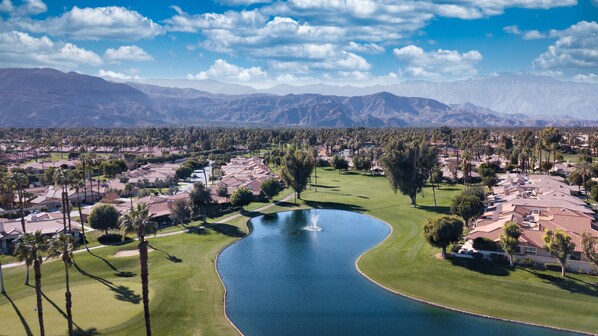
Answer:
0 0 597 88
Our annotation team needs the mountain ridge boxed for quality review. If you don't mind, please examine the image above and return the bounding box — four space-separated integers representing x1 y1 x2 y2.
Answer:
2 68 597 128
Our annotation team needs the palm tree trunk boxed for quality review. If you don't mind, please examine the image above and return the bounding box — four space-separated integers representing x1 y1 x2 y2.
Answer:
19 190 30 286
560 260 566 277
64 260 73 336
0 259 5 294
25 262 30 286
77 193 88 252
431 182 437 207
34 258 45 336
139 239 152 336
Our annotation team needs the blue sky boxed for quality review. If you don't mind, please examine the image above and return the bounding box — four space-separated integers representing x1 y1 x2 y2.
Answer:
0 0 597 87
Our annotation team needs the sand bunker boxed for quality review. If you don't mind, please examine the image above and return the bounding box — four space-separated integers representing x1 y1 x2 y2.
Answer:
114 248 154 257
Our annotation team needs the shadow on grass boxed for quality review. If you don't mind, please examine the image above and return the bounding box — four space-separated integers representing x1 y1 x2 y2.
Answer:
303 200 365 212
115 271 136 278
520 268 598 296
208 223 246 238
313 184 339 189
418 205 451 215
185 226 208 235
274 201 300 208
438 187 461 191
74 264 141 304
2 292 33 336
449 258 511 276
73 327 100 336
97 234 133 246
87 249 119 272
148 244 183 263
112 285 141 304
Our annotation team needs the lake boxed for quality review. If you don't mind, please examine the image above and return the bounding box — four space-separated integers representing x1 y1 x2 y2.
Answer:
217 209 570 336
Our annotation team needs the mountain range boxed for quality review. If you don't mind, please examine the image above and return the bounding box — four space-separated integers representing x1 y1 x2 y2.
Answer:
1 68 597 128
135 73 598 121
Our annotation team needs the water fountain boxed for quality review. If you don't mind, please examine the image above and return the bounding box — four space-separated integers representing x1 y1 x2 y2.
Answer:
305 211 322 231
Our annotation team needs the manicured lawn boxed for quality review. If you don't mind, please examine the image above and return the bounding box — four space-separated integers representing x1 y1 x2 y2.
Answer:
1 167 597 335
0 218 247 336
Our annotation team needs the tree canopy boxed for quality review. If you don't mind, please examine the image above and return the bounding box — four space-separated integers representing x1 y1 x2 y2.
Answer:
88 204 120 235
500 221 522 266
423 215 463 258
543 229 575 277
281 149 314 202
231 187 253 209
450 193 485 226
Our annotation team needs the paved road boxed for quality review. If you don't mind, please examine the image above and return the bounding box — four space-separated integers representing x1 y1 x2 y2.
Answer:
1 193 295 269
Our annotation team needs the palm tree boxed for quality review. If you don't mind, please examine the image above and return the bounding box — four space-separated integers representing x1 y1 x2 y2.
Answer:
189 182 212 224
572 161 592 197
14 231 48 336
11 172 31 284
70 170 89 251
47 233 77 335
119 203 157 336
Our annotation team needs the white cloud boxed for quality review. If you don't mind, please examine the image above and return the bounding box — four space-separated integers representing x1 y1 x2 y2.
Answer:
219 0 272 5
268 60 310 73
333 51 371 70
337 70 370 81
393 45 482 80
522 30 546 40
345 41 385 54
0 31 103 68
434 0 575 19
532 70 563 77
0 0 13 12
13 6 163 41
503 25 521 34
503 25 546 39
572 73 598 84
0 0 46 16
98 69 140 80
187 59 267 82
534 21 598 69
104 45 154 63
160 0 574 83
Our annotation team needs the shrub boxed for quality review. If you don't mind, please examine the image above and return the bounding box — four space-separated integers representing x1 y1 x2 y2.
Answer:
545 263 563 272
473 237 499 251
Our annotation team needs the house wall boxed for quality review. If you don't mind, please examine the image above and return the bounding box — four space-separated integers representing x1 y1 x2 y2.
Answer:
515 255 598 274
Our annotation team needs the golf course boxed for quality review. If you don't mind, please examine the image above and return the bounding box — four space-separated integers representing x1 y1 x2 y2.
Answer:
1 167 597 335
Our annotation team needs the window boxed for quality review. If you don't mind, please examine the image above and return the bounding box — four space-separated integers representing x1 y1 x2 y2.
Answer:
524 246 537 255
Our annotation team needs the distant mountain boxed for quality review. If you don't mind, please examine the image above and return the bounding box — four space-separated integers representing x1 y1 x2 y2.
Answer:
2 68 597 127
260 73 598 120
0 68 170 127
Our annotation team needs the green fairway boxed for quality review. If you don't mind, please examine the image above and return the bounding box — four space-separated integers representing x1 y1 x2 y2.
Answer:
0 221 246 336
0 280 149 335
1 167 597 335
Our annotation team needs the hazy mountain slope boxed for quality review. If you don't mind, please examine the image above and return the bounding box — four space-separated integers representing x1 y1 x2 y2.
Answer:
2 68 596 127
0 68 169 127
261 73 598 120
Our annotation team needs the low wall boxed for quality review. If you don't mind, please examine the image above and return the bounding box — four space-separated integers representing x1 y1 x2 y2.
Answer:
515 255 598 274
